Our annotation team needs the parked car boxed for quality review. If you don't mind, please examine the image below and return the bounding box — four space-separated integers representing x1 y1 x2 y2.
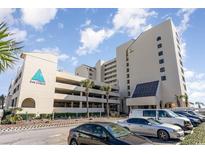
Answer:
117 118 184 141
129 109 193 133
174 113 201 127
173 111 202 124
186 110 205 122
67 122 153 145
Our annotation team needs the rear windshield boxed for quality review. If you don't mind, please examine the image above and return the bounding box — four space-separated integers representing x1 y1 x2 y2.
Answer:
143 110 156 117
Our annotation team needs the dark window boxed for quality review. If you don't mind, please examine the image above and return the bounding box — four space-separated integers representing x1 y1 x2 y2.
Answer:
127 85 130 90
182 76 185 82
158 110 171 118
127 118 138 124
143 110 156 117
157 43 162 48
128 91 130 96
127 68 129 72
177 45 181 51
178 52 182 58
160 67 165 72
73 102 80 108
159 59 164 64
158 51 163 56
77 124 94 134
180 60 183 66
161 76 166 81
127 80 130 84
126 63 129 67
181 68 184 74
156 36 161 41
127 118 149 125
92 125 107 138
184 84 187 91
127 74 129 78
82 102 87 108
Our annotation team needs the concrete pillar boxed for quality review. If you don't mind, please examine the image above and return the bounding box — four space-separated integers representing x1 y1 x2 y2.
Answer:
71 101 73 108
80 102 82 108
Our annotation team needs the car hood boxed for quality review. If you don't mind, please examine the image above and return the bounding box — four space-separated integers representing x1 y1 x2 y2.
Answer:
176 116 190 122
159 123 181 131
117 134 153 145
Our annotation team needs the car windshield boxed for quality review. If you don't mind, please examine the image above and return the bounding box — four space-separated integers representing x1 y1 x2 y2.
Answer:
105 123 131 138
167 110 179 117
147 118 162 125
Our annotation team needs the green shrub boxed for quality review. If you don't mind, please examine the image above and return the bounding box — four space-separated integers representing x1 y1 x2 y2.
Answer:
18 114 36 120
1 114 23 124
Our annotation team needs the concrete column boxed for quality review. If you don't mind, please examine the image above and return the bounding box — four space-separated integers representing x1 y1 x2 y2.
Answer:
71 101 73 108
80 102 82 108
80 92 83 96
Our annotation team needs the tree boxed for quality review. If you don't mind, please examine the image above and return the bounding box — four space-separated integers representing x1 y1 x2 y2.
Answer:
0 22 23 73
101 84 112 118
180 94 189 107
0 94 5 109
175 95 181 107
80 79 94 118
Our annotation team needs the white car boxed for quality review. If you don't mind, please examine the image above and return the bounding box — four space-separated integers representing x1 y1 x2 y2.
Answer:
129 109 193 133
117 118 184 141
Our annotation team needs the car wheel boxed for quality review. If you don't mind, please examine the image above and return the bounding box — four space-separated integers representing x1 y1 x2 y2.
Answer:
124 127 130 131
70 139 78 145
157 130 170 141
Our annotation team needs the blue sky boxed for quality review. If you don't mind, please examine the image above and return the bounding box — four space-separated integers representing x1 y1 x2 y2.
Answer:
0 8 205 103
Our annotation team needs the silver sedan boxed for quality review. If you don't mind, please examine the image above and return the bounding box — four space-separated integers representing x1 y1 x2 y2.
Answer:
117 118 184 141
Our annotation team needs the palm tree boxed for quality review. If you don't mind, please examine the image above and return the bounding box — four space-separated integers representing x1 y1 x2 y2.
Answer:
101 84 112 118
0 94 5 109
180 94 189 107
0 22 23 73
80 79 94 118
175 95 181 107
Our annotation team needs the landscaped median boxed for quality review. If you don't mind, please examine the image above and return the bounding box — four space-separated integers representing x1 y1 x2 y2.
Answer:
181 123 205 145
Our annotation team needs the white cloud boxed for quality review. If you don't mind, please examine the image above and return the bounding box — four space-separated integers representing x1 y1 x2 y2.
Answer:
21 8 58 30
80 19 91 28
0 8 16 25
36 38 45 42
112 9 157 37
10 28 27 42
76 28 113 56
176 9 196 58
177 9 196 35
77 9 156 56
31 47 78 66
184 68 205 103
58 23 64 29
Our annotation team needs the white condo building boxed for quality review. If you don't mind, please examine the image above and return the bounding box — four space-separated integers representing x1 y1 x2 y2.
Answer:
76 19 187 113
5 53 120 114
5 19 187 114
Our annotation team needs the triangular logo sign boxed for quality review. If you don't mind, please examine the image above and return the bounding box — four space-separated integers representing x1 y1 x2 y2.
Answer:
30 69 46 85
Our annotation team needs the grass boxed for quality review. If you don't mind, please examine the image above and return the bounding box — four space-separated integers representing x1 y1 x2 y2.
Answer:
181 123 205 145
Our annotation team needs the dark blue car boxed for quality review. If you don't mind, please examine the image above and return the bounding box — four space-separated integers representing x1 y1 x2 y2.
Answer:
174 111 203 123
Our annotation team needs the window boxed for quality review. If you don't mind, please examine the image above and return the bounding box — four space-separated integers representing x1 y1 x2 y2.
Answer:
159 59 164 64
160 67 165 72
177 45 181 51
127 80 130 84
126 68 129 72
127 118 138 124
82 102 87 108
157 43 162 48
158 110 171 118
77 124 94 134
127 74 129 78
158 51 163 56
161 76 166 81
21 98 35 108
127 85 130 90
126 63 129 67
156 36 161 41
180 60 183 66
127 118 149 125
73 102 80 108
181 68 184 74
182 76 185 82
128 91 130 96
143 110 156 117
184 84 187 91
178 52 182 58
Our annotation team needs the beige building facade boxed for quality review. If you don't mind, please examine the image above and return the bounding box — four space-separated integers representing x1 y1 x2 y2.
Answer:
76 19 187 113
5 53 120 114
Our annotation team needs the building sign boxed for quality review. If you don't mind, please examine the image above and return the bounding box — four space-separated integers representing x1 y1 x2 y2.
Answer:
30 69 46 85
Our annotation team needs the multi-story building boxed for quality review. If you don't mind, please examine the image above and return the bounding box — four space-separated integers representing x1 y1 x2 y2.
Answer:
76 19 187 113
5 52 120 114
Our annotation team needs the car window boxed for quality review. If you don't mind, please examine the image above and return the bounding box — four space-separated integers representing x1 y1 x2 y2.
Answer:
77 124 94 134
143 110 156 117
159 110 171 118
138 119 149 125
127 118 138 124
92 125 107 138
127 118 149 125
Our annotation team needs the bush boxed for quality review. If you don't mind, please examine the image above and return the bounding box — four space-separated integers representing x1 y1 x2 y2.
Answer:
40 114 52 119
18 114 36 120
181 123 205 145
1 114 23 124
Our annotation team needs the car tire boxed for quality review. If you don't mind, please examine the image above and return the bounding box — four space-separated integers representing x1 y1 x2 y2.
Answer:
124 127 130 131
157 130 170 141
70 139 78 145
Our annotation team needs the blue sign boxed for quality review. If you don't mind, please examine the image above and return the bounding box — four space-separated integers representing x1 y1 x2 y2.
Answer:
30 69 45 85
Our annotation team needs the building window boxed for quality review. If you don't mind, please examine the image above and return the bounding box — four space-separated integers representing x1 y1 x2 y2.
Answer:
177 45 181 51
21 98 35 108
127 80 130 84
160 67 165 72
180 60 183 66
127 74 129 78
182 76 185 82
178 52 182 58
158 51 163 56
181 68 184 74
159 59 164 64
82 102 87 108
127 85 130 90
73 102 80 108
126 63 129 66
128 91 130 96
127 68 129 72
161 76 166 81
156 36 161 41
157 43 162 48
184 84 187 91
